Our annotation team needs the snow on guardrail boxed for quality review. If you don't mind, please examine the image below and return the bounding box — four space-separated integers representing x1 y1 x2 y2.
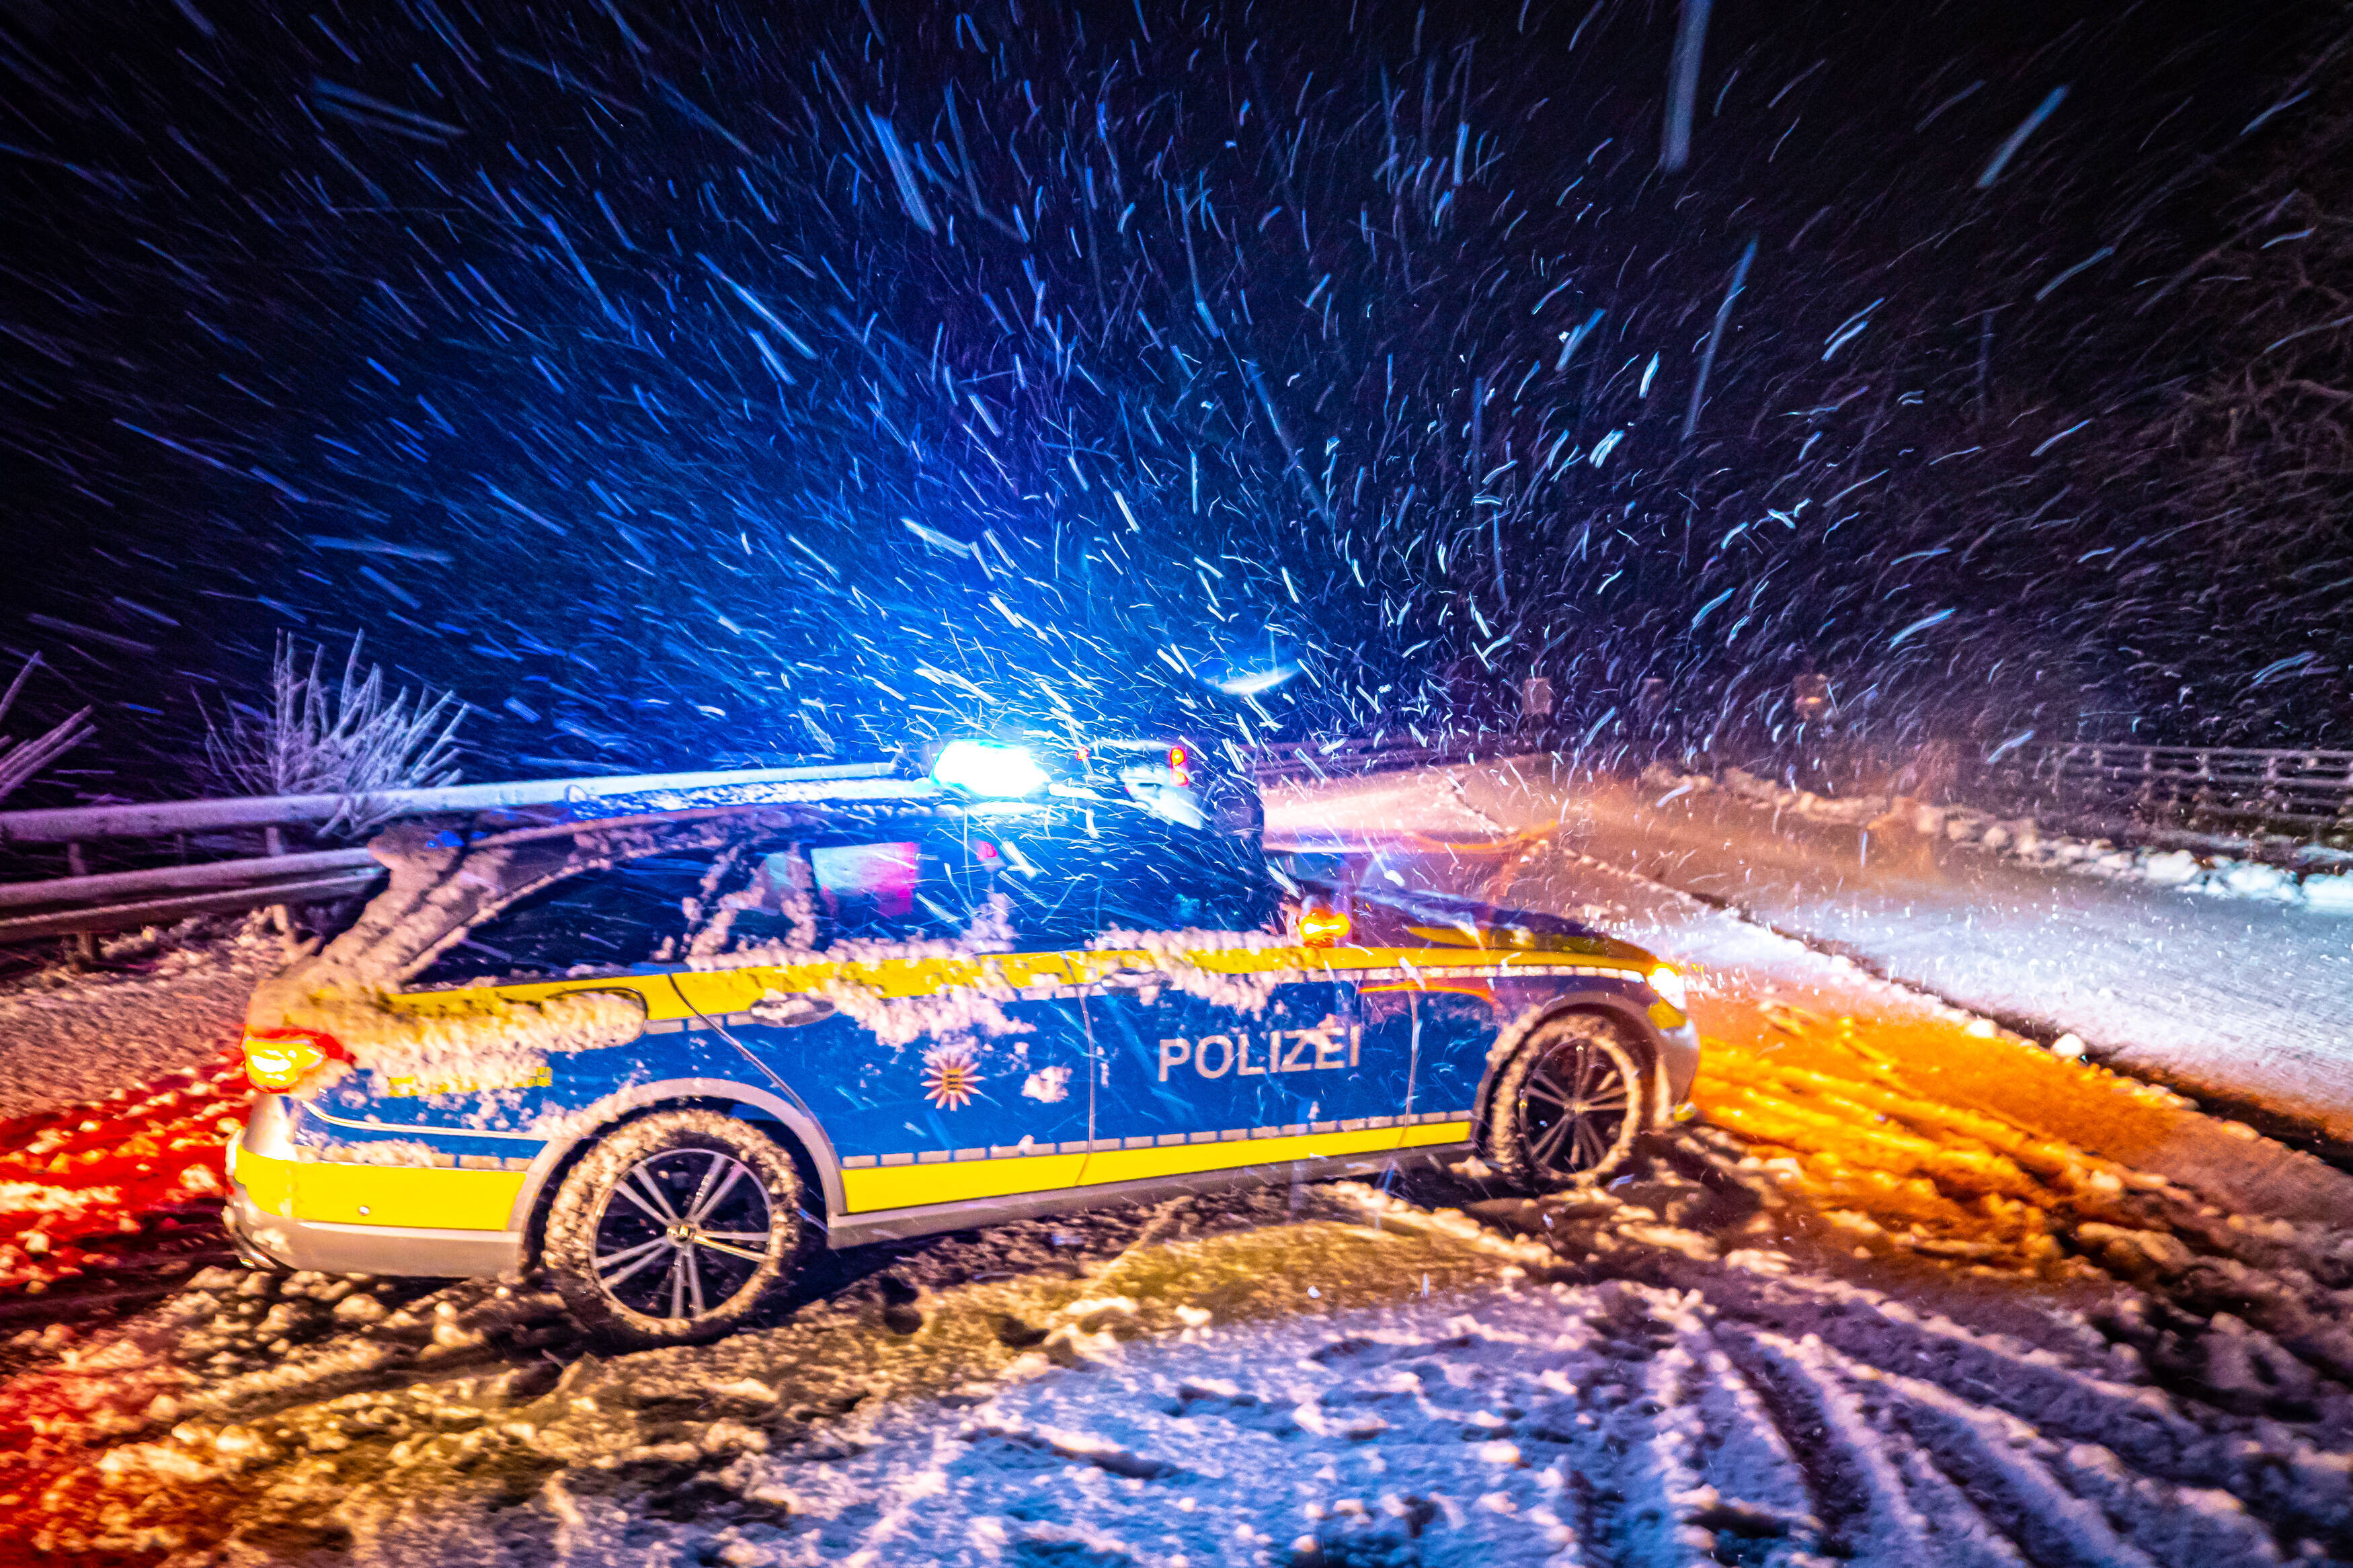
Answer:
1983 741 2353 827
0 762 920 944
0 761 899 846
1644 761 2353 914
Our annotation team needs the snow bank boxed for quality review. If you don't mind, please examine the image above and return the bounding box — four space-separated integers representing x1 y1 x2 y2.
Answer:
1644 762 2353 913
7 1084 2352 1564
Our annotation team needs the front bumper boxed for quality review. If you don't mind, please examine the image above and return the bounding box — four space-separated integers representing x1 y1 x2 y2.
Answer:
1652 1018 1702 1116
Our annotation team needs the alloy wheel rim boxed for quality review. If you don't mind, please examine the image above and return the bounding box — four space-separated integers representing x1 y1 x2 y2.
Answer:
592 1148 774 1320
1517 1038 1634 1180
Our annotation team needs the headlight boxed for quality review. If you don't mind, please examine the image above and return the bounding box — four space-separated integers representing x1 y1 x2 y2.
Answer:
1646 964 1688 1013
931 740 1049 798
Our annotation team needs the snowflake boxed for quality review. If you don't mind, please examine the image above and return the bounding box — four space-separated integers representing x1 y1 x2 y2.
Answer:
922 1047 982 1110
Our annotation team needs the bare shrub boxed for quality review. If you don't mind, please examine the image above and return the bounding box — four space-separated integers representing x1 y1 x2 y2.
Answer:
204 633 467 836
0 655 94 809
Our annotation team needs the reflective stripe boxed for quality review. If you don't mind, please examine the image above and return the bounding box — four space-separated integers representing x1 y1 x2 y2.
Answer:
234 1143 294 1216
835 1122 1477 1214
1077 1124 1404 1184
401 945 1651 1019
840 1152 1086 1212
1398 1120 1474 1149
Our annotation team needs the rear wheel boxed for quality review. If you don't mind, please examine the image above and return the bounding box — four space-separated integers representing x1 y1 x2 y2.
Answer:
1483 1013 1652 1190
543 1110 802 1348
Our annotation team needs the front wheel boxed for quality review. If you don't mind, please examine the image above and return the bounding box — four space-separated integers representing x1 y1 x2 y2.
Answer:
1482 1013 1653 1191
543 1110 803 1348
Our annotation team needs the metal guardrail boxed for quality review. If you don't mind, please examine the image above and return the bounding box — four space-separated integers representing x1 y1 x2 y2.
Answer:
1254 729 1551 783
0 762 907 945
1979 743 2353 827
22 729 2334 948
0 734 1531 946
0 761 898 845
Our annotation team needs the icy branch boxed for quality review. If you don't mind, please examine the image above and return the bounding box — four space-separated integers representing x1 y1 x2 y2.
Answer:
0 654 93 809
202 632 467 838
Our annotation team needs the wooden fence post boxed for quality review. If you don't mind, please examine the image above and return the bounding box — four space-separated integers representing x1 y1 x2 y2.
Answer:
64 841 96 966
262 824 292 953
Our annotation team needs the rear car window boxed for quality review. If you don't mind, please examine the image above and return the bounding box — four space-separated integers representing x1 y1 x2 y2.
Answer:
408 852 711 986
801 834 993 944
723 811 1275 950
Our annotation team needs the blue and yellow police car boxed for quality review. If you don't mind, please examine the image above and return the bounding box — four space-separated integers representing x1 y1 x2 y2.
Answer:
225 738 1700 1346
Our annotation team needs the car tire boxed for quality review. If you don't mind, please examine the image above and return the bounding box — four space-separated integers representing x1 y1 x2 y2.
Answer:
543 1109 803 1348
1482 1012 1652 1191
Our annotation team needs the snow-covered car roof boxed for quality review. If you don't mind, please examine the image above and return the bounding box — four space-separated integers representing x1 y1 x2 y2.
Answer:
263 765 1272 1006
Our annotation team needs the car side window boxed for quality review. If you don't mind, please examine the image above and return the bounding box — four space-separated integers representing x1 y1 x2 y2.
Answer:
990 811 1281 950
409 852 714 986
688 829 1001 952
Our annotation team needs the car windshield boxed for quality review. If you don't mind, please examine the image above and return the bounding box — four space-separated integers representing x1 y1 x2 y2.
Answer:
728 831 996 947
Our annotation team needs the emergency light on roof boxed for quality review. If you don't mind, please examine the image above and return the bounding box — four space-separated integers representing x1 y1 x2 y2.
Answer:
930 740 1050 798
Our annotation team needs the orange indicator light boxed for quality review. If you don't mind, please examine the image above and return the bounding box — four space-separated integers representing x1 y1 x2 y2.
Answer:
1298 906 1353 947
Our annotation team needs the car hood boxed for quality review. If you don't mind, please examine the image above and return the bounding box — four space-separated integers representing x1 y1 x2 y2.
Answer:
1347 887 1661 968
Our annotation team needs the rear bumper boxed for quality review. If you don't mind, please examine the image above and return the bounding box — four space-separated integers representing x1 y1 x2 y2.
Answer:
225 1098 526 1278
223 1182 523 1277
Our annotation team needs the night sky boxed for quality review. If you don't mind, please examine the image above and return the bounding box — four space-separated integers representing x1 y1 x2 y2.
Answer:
3 0 2348 802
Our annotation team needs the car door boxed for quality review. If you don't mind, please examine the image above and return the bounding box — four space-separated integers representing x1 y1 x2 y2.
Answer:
1384 983 1496 1133
1077 954 1429 1186
727 992 1096 1213
674 827 1096 1214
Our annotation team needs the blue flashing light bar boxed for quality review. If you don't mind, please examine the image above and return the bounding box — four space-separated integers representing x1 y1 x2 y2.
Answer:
930 740 1050 799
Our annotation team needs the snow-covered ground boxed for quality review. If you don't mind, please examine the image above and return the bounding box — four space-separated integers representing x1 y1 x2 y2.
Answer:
1273 759 2353 1152
7 1052 2351 1565
1 792 2350 1563
0 916 274 1122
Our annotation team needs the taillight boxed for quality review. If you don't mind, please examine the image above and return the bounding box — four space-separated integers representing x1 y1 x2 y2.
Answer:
243 1028 345 1091
1298 905 1352 947
1168 745 1192 787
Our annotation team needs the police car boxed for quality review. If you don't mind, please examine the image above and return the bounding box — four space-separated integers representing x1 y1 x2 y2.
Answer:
225 737 1700 1346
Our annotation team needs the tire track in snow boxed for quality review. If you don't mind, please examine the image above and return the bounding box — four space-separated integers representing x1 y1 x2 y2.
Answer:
1 800 2349 1562
4 1173 2350 1565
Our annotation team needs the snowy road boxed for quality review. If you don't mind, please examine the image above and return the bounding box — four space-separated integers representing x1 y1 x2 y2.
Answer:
8 1077 2352 1567
1271 759 2353 1154
1 815 2352 1563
